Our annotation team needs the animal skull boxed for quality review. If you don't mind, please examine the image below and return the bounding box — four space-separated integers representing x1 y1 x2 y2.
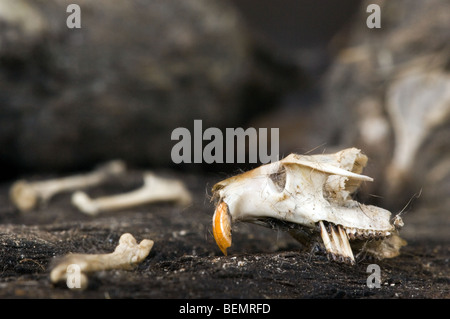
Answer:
212 148 405 265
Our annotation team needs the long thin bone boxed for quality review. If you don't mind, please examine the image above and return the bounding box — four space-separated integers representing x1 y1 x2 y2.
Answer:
10 160 126 212
50 233 153 290
72 172 192 215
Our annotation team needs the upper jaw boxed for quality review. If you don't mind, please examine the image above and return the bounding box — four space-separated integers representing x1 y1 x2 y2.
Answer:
215 162 395 233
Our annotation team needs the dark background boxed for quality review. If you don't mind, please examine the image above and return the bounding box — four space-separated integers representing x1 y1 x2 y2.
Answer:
0 0 364 178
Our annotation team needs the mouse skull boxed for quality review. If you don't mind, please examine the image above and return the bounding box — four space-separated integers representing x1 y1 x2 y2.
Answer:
212 148 405 265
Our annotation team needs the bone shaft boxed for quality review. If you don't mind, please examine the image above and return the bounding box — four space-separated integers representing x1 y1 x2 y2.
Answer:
72 173 192 215
74 253 135 272
88 187 158 211
87 183 183 212
27 160 125 201
32 174 105 198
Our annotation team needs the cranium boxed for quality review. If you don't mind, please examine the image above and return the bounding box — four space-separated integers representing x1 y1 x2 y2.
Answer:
212 148 405 265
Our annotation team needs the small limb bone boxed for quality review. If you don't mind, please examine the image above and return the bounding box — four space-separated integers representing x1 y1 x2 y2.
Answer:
50 233 154 290
72 172 192 216
10 160 126 212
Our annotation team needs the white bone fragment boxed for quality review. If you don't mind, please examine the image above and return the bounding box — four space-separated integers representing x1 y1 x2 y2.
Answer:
50 233 153 290
72 172 192 215
212 148 405 264
10 160 126 212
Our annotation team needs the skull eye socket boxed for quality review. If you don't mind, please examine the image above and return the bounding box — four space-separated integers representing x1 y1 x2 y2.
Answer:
269 165 286 192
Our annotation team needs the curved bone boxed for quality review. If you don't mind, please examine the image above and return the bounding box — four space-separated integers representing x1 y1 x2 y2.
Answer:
50 233 153 289
72 172 192 215
10 160 126 212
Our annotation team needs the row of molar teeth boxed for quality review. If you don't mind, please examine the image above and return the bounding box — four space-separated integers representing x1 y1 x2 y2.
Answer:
344 227 390 240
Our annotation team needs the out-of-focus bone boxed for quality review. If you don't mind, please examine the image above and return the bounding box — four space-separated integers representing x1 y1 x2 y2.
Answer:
10 160 126 212
72 172 192 215
386 69 450 193
50 233 153 290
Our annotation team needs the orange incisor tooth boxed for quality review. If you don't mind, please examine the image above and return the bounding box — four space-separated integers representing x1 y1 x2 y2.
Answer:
212 201 232 255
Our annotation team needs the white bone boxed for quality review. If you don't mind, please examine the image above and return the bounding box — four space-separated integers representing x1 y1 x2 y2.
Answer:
10 160 126 212
214 148 390 231
212 148 405 263
72 172 192 215
50 233 153 290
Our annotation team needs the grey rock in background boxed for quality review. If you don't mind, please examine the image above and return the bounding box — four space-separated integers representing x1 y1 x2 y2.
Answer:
0 0 301 178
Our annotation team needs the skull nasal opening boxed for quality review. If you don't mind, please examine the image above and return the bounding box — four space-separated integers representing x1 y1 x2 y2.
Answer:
269 165 286 192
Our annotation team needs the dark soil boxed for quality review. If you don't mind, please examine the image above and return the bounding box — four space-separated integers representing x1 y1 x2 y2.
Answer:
0 169 448 300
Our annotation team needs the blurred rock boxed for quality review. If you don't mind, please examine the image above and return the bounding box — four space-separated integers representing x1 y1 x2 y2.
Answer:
322 0 450 210
0 0 301 178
